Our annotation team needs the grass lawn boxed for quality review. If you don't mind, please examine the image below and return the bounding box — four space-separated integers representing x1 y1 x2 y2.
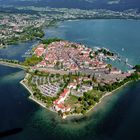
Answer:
65 95 79 108
87 89 102 95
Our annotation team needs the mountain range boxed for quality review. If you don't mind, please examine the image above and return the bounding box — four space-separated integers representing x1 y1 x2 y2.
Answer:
0 0 140 12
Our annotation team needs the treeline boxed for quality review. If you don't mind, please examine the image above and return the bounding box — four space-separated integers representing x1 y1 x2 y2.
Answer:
74 90 102 115
74 72 140 115
3 27 44 46
133 65 140 72
0 58 20 64
96 72 140 92
41 38 63 46
32 84 57 108
95 48 114 56
22 55 42 66
27 75 57 107
24 27 44 39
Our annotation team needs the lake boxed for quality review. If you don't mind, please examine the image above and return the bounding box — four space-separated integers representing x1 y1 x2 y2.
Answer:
0 19 140 140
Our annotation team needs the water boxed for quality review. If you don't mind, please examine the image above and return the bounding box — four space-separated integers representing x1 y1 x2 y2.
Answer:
44 19 140 67
1 19 140 140
1 65 140 140
0 40 38 61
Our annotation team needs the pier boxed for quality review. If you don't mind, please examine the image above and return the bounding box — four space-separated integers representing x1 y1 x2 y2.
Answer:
126 63 134 68
115 53 134 69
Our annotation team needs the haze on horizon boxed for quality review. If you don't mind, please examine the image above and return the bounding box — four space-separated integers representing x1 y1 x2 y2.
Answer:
0 0 140 12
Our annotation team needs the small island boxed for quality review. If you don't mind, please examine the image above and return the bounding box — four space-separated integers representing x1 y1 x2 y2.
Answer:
1 38 140 119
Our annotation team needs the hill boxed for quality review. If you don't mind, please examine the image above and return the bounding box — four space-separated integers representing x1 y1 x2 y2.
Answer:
0 0 140 12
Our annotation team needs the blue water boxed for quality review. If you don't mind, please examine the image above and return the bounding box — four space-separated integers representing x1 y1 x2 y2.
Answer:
44 19 140 66
1 19 140 140
0 40 38 61
1 65 140 140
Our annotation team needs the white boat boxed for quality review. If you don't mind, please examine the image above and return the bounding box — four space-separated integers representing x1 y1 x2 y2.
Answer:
122 48 124 51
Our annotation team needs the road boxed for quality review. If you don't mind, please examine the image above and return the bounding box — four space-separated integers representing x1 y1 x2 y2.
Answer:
0 61 107 76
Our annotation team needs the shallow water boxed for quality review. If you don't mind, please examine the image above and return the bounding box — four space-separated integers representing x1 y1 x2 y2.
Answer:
1 65 140 140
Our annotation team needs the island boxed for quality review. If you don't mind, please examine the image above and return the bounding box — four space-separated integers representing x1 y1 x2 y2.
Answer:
0 38 139 119
2 38 135 119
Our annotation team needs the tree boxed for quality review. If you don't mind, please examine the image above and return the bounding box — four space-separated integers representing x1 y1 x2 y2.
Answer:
92 75 97 83
23 55 42 66
41 38 62 45
107 64 112 72
93 96 100 102
88 99 95 106
75 107 82 114
133 65 140 72
58 110 63 116
81 109 86 115
78 97 82 102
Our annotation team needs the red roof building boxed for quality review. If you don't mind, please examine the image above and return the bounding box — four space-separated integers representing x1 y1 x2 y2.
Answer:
34 44 45 57
37 60 46 67
53 88 71 113
60 88 70 99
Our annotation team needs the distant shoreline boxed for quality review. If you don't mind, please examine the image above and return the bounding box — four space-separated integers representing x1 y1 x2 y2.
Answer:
2 17 140 49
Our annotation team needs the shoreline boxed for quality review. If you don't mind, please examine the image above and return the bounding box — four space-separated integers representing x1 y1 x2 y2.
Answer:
65 80 132 119
20 75 134 119
2 18 140 50
20 80 46 108
20 80 56 114
0 61 27 70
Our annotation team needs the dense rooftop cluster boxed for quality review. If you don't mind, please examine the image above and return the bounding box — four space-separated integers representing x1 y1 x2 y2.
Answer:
34 41 110 71
0 14 45 47
33 41 133 85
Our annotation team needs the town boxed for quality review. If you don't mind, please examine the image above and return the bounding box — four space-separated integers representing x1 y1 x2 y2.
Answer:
1 6 140 48
21 39 137 119
0 13 45 48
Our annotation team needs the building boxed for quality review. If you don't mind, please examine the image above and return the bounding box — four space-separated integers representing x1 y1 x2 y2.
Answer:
110 68 121 74
54 104 71 113
59 89 70 101
34 44 46 57
68 83 77 89
37 60 46 67
53 88 71 113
